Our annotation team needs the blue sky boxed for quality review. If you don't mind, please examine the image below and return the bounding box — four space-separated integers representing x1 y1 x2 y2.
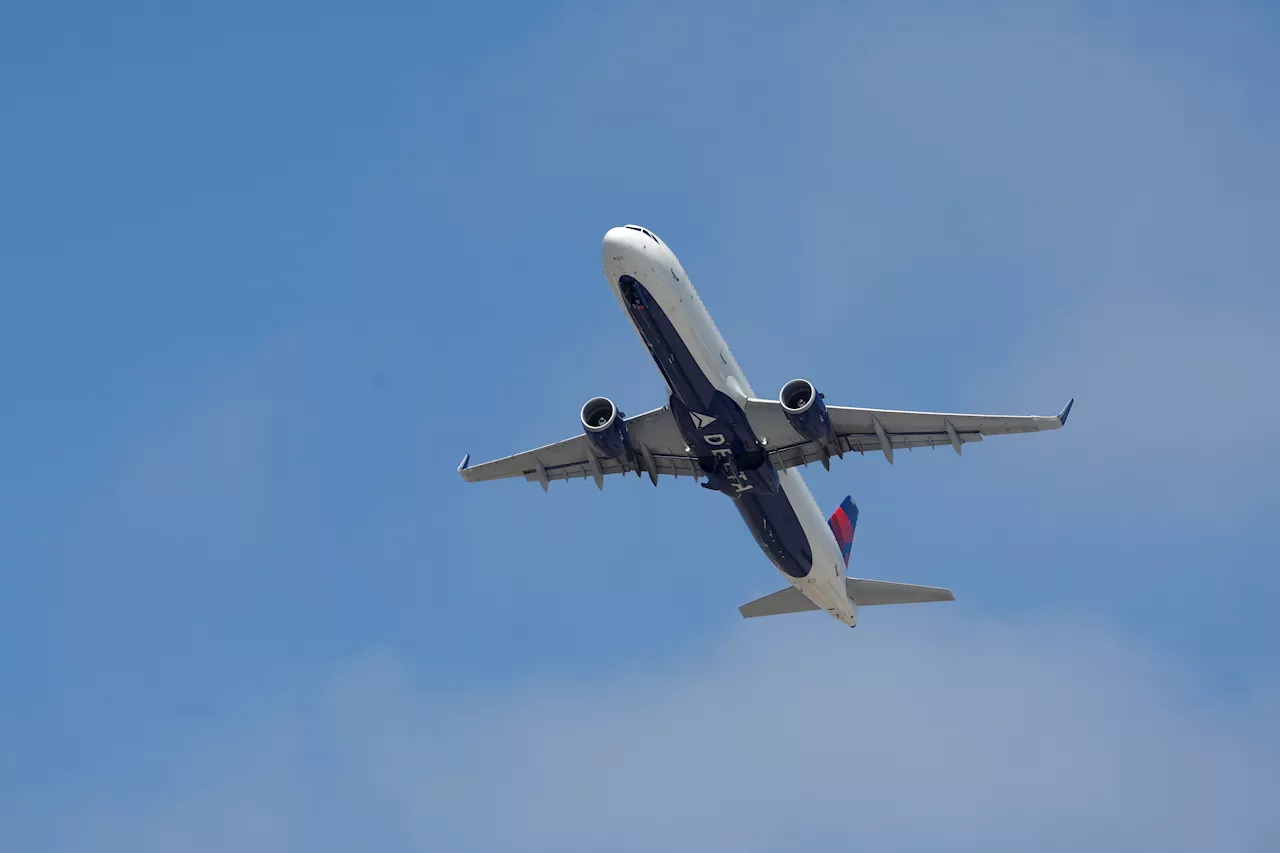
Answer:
2 2 1278 850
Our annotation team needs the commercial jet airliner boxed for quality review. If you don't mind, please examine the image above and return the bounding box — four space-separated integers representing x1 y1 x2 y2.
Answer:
459 226 1072 626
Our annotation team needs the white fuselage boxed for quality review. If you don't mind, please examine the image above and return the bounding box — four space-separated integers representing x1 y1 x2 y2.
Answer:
601 225 856 626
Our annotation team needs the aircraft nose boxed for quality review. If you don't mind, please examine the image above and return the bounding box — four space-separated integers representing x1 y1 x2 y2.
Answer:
602 225 660 274
602 226 635 258
602 227 634 278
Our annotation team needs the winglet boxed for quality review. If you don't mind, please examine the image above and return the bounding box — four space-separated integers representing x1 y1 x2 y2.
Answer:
1058 398 1074 427
457 453 470 478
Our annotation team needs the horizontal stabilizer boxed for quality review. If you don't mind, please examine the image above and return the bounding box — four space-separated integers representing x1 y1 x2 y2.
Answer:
845 578 954 606
740 578 954 619
738 586 818 618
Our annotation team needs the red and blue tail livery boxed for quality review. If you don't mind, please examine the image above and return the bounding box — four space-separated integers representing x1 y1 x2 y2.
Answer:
827 496 858 567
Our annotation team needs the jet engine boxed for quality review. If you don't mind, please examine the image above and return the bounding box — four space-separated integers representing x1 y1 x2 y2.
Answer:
779 378 834 444
580 396 630 459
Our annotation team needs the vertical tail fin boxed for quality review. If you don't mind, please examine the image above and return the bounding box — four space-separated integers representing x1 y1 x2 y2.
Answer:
828 496 858 567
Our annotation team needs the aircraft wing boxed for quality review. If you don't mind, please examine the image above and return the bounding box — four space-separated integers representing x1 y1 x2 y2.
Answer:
457 406 698 489
744 397 1073 468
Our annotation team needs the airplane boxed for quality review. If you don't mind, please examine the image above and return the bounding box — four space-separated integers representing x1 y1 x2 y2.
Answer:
458 225 1072 627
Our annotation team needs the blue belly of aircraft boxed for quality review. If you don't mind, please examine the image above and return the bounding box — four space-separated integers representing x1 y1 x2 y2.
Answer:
618 275 813 578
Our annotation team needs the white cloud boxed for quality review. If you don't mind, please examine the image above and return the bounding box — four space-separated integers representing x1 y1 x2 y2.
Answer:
47 614 1280 853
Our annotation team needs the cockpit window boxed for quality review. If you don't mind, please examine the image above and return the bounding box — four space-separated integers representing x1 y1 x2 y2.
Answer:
624 224 662 245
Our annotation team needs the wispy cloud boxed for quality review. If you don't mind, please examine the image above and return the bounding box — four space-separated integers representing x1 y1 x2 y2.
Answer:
67 339 296 571
99 387 276 542
41 614 1280 852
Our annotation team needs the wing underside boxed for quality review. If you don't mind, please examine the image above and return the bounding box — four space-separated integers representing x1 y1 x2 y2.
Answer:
457 406 698 489
747 397 1072 470
459 398 1072 487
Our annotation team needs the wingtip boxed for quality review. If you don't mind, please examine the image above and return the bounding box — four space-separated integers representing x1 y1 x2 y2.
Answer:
457 453 470 475
1058 398 1074 427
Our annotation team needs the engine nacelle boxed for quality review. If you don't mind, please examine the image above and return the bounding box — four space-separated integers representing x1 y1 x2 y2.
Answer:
580 396 630 459
779 378 834 444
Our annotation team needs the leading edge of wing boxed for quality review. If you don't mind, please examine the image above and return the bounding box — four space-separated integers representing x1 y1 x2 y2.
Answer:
880 397 1074 430
794 399 1074 429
